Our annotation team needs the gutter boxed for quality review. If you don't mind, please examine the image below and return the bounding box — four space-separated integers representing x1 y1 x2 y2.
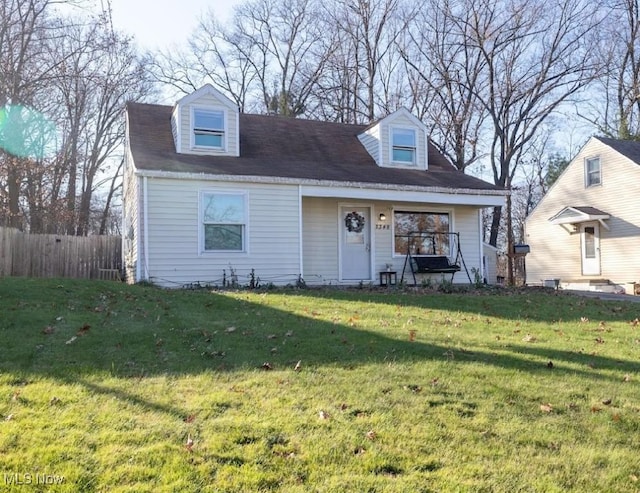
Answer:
133 169 509 197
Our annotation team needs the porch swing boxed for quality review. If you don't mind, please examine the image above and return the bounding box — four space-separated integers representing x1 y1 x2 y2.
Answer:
400 231 472 285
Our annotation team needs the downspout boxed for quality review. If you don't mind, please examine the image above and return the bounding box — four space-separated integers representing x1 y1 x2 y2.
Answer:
478 209 483 280
143 176 150 281
298 185 303 280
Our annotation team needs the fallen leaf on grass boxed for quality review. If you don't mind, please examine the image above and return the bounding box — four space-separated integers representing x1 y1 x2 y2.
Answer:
580 317 589 323
261 362 273 370
540 403 553 413
76 324 90 336
365 430 376 440
631 318 639 327
185 434 194 452
225 326 236 333
523 334 536 343
184 414 196 423
318 410 330 420
595 337 605 344
294 360 302 372
403 384 422 393
591 406 602 413
42 326 55 335
65 336 77 345
49 396 61 405
602 398 612 405
5 414 14 421
623 374 631 382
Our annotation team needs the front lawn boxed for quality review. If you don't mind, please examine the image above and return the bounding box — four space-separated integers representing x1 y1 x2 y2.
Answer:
0 278 639 492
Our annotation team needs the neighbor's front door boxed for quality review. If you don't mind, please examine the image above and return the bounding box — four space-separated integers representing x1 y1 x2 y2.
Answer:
581 222 601 276
340 206 372 281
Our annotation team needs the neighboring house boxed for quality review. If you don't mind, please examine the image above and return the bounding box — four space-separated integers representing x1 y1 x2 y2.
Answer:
122 84 506 288
525 136 640 293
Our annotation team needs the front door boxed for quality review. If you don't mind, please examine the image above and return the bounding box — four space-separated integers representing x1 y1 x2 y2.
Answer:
340 206 372 281
581 222 600 276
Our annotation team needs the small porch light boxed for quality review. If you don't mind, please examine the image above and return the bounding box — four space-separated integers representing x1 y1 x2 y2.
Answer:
379 213 386 221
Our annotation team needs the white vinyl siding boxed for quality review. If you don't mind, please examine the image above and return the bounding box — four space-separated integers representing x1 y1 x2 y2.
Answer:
144 178 300 287
302 197 482 285
122 147 140 283
357 127 381 165
525 137 640 285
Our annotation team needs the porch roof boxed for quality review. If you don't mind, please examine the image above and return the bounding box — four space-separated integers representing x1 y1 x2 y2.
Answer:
549 206 610 230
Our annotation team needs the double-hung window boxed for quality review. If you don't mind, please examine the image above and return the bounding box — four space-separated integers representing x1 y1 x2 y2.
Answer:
391 128 416 164
585 157 601 187
394 211 450 256
202 192 246 252
193 108 225 149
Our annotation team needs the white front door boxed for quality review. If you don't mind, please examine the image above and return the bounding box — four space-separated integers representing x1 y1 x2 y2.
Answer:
340 206 372 281
581 222 600 276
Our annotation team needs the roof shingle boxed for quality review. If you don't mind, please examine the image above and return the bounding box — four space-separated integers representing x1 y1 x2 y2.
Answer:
126 102 503 192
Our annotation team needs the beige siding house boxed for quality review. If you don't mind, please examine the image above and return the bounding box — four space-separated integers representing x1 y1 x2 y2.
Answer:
123 84 506 288
524 136 640 292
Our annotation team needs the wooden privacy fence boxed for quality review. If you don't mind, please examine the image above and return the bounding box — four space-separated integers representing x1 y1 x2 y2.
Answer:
0 227 122 280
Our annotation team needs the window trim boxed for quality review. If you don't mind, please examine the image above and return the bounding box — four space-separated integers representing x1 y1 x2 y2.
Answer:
584 156 601 188
199 190 249 254
191 107 227 151
390 126 417 165
392 208 453 257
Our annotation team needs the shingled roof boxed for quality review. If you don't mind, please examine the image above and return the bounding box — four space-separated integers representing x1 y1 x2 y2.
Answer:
126 102 504 192
597 136 640 164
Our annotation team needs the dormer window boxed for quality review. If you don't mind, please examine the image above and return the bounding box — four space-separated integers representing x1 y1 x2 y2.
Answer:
193 108 225 149
391 128 416 164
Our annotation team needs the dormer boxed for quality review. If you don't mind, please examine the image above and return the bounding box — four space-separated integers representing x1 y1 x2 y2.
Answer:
171 84 240 156
357 108 428 170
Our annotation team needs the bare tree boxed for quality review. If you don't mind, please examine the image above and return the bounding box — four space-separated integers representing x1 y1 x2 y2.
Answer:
400 0 487 172
456 0 602 247
323 0 404 123
0 0 56 228
580 0 640 139
1 1 153 235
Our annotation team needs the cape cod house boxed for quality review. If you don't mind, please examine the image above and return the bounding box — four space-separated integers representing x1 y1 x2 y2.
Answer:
524 136 640 293
122 84 507 288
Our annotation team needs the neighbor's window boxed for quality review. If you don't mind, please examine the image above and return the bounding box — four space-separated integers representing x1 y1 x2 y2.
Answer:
391 128 416 164
394 211 450 256
193 108 225 148
585 157 601 187
202 192 246 251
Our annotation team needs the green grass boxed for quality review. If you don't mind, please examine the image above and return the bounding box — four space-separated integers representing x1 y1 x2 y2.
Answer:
0 278 639 492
